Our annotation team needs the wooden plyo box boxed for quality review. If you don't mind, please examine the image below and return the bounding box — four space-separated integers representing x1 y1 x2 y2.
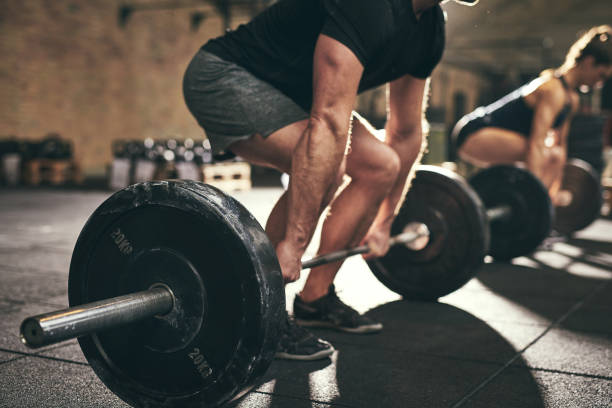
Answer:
201 162 251 192
23 159 82 186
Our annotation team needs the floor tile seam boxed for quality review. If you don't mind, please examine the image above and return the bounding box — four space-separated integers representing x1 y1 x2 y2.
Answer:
12 352 88 367
251 390 355 407
0 343 65 356
539 325 612 336
447 279 610 408
519 364 612 381
0 345 88 366
564 280 612 316
0 355 26 366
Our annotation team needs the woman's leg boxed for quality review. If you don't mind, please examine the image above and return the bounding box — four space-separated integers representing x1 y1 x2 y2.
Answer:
458 127 529 166
458 127 566 200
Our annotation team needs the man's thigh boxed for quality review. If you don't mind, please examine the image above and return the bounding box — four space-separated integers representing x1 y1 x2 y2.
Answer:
183 50 308 156
229 120 308 173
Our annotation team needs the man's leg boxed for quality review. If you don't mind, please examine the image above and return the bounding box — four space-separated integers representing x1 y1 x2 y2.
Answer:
293 117 401 333
229 119 346 359
230 120 347 247
230 124 301 246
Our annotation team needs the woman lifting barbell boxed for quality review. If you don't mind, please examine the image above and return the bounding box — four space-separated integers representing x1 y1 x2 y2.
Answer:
453 25 612 205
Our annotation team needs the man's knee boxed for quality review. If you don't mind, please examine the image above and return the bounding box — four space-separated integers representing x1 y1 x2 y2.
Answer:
380 149 401 185
353 145 401 188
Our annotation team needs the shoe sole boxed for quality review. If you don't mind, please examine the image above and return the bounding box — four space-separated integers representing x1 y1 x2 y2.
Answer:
275 347 335 361
295 319 383 334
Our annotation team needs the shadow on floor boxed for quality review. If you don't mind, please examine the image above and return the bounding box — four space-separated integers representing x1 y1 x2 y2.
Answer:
564 236 612 255
477 236 611 336
240 301 544 408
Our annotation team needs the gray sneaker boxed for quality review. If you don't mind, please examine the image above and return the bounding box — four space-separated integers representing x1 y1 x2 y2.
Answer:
275 311 335 361
293 285 383 334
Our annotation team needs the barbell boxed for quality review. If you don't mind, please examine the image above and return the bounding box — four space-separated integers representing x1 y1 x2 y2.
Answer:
366 164 553 300
19 164 553 407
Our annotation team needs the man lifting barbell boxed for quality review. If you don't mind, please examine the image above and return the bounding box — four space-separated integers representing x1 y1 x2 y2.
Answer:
183 0 480 360
18 164 558 407
453 25 612 206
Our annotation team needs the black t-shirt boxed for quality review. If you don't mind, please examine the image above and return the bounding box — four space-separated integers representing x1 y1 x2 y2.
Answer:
203 0 445 111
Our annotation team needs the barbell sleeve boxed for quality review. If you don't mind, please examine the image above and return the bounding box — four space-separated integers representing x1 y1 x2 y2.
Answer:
302 224 430 270
20 286 174 349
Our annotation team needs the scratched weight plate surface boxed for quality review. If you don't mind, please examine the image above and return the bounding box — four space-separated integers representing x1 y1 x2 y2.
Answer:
68 181 284 407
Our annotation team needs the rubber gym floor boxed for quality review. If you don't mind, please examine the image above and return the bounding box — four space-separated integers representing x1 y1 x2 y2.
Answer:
0 186 610 408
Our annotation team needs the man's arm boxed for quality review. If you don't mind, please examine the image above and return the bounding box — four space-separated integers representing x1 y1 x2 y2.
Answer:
277 34 363 282
362 74 428 257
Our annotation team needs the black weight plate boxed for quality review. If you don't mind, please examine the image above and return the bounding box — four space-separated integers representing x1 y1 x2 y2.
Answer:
469 165 553 260
68 181 284 408
554 158 603 235
367 166 488 301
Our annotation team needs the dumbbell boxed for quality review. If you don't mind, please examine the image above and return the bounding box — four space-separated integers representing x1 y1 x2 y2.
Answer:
553 158 603 235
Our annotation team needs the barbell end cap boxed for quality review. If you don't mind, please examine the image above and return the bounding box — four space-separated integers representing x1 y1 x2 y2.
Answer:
401 222 431 251
20 318 45 349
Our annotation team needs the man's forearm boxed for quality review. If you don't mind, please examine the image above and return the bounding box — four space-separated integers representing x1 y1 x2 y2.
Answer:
283 119 349 253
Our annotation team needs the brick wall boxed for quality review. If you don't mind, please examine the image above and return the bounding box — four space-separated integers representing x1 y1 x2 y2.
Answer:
0 0 256 176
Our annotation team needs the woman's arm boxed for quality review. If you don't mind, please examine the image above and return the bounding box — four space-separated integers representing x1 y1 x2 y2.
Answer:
548 92 579 203
526 80 567 190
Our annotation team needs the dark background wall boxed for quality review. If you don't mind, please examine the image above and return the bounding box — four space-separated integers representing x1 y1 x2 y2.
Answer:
0 0 240 175
1 0 611 176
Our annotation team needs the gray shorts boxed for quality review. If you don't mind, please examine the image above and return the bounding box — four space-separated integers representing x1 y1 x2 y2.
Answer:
183 50 309 154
